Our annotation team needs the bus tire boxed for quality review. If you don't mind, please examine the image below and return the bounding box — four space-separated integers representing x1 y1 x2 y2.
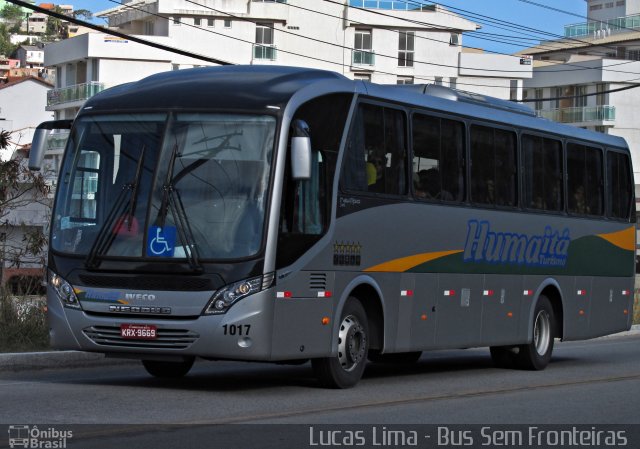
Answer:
312 297 369 388
368 350 422 364
515 295 555 370
142 357 195 378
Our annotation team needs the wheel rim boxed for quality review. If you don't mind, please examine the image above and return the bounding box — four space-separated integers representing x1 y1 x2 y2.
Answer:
338 314 367 372
533 310 551 356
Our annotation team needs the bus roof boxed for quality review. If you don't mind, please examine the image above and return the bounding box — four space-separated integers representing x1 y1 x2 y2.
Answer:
82 65 628 151
83 65 350 113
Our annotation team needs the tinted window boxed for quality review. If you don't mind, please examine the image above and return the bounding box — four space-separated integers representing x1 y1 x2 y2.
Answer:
341 103 407 196
412 113 465 202
567 143 604 216
607 151 633 219
470 125 517 207
522 134 563 212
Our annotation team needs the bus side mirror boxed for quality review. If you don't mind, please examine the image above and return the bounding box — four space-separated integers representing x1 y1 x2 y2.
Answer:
29 119 73 171
291 119 311 181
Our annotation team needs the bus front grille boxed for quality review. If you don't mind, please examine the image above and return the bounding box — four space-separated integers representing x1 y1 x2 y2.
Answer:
83 326 199 349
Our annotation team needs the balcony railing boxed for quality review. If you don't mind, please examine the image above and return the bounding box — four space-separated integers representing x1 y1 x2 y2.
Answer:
47 82 105 107
537 105 616 124
253 44 277 61
565 14 640 37
47 131 70 150
352 50 375 65
349 0 435 11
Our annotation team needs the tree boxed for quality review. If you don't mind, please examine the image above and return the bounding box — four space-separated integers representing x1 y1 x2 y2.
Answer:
0 4 25 34
0 23 18 57
44 6 64 39
0 130 52 285
0 4 24 23
71 9 93 21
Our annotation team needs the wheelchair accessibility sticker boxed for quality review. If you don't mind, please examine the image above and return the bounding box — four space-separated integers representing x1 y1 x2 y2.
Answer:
147 226 177 257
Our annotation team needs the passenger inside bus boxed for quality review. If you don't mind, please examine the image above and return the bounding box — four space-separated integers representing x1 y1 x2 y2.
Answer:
367 155 386 193
571 185 590 214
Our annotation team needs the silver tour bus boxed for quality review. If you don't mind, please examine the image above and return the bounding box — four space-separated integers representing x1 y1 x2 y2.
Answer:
30 66 635 388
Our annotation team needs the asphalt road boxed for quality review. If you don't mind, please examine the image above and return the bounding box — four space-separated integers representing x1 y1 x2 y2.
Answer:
0 336 638 448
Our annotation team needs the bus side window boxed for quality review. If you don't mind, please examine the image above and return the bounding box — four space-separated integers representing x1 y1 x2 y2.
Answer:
470 125 517 207
607 150 632 219
522 134 563 212
567 143 603 216
412 113 464 202
340 103 407 196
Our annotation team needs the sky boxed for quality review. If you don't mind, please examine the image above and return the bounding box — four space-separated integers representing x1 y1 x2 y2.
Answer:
68 0 588 55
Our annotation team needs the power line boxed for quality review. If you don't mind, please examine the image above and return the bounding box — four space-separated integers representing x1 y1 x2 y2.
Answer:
181 0 532 74
5 0 233 66
12 0 640 101
398 0 640 61
103 0 640 101
331 0 640 74
177 0 640 76
104 0 530 89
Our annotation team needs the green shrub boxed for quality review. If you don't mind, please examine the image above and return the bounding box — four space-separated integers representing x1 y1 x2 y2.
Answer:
0 288 48 352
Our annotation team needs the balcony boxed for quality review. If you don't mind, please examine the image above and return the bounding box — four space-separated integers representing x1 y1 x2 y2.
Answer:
352 50 375 66
537 105 616 124
47 131 70 151
565 14 640 37
348 0 435 11
253 44 277 61
47 82 106 108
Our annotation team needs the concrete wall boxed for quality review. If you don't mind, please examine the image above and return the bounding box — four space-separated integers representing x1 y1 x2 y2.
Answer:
0 80 53 160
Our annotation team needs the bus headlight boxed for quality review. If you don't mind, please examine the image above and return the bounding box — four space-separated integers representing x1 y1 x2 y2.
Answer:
203 273 274 315
49 271 82 310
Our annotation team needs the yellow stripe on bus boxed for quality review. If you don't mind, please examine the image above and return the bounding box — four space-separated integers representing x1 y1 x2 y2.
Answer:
364 250 463 273
597 226 636 252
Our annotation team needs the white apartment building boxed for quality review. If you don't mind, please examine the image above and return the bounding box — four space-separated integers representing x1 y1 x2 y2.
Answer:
15 45 45 68
0 77 54 161
519 0 640 187
44 0 532 122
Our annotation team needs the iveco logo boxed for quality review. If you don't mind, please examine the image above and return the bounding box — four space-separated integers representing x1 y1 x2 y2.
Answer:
109 305 171 314
124 293 157 301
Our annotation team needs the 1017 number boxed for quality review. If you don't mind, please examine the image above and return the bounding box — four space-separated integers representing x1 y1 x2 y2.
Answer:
222 324 251 336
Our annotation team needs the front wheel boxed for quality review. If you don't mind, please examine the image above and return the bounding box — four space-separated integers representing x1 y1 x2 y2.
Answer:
516 295 555 370
142 357 195 378
312 298 369 388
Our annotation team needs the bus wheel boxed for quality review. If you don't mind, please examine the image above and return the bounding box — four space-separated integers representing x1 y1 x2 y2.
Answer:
368 350 422 364
312 298 369 388
516 295 555 370
142 358 195 378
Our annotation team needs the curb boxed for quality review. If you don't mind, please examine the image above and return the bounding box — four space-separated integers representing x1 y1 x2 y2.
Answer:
0 351 135 372
1 326 638 373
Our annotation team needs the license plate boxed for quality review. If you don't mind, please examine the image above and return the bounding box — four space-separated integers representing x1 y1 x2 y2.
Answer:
120 324 157 340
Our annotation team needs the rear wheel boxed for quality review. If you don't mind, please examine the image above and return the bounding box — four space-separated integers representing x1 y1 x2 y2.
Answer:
516 295 555 370
142 358 195 378
312 298 369 388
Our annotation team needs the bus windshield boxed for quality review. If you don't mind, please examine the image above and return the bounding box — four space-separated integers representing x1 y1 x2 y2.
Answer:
51 113 276 263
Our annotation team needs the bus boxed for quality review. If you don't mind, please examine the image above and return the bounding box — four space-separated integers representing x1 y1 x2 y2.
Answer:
29 66 636 388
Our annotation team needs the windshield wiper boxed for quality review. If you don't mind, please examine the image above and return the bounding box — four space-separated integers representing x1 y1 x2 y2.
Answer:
155 143 203 273
85 147 146 269
153 130 245 271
